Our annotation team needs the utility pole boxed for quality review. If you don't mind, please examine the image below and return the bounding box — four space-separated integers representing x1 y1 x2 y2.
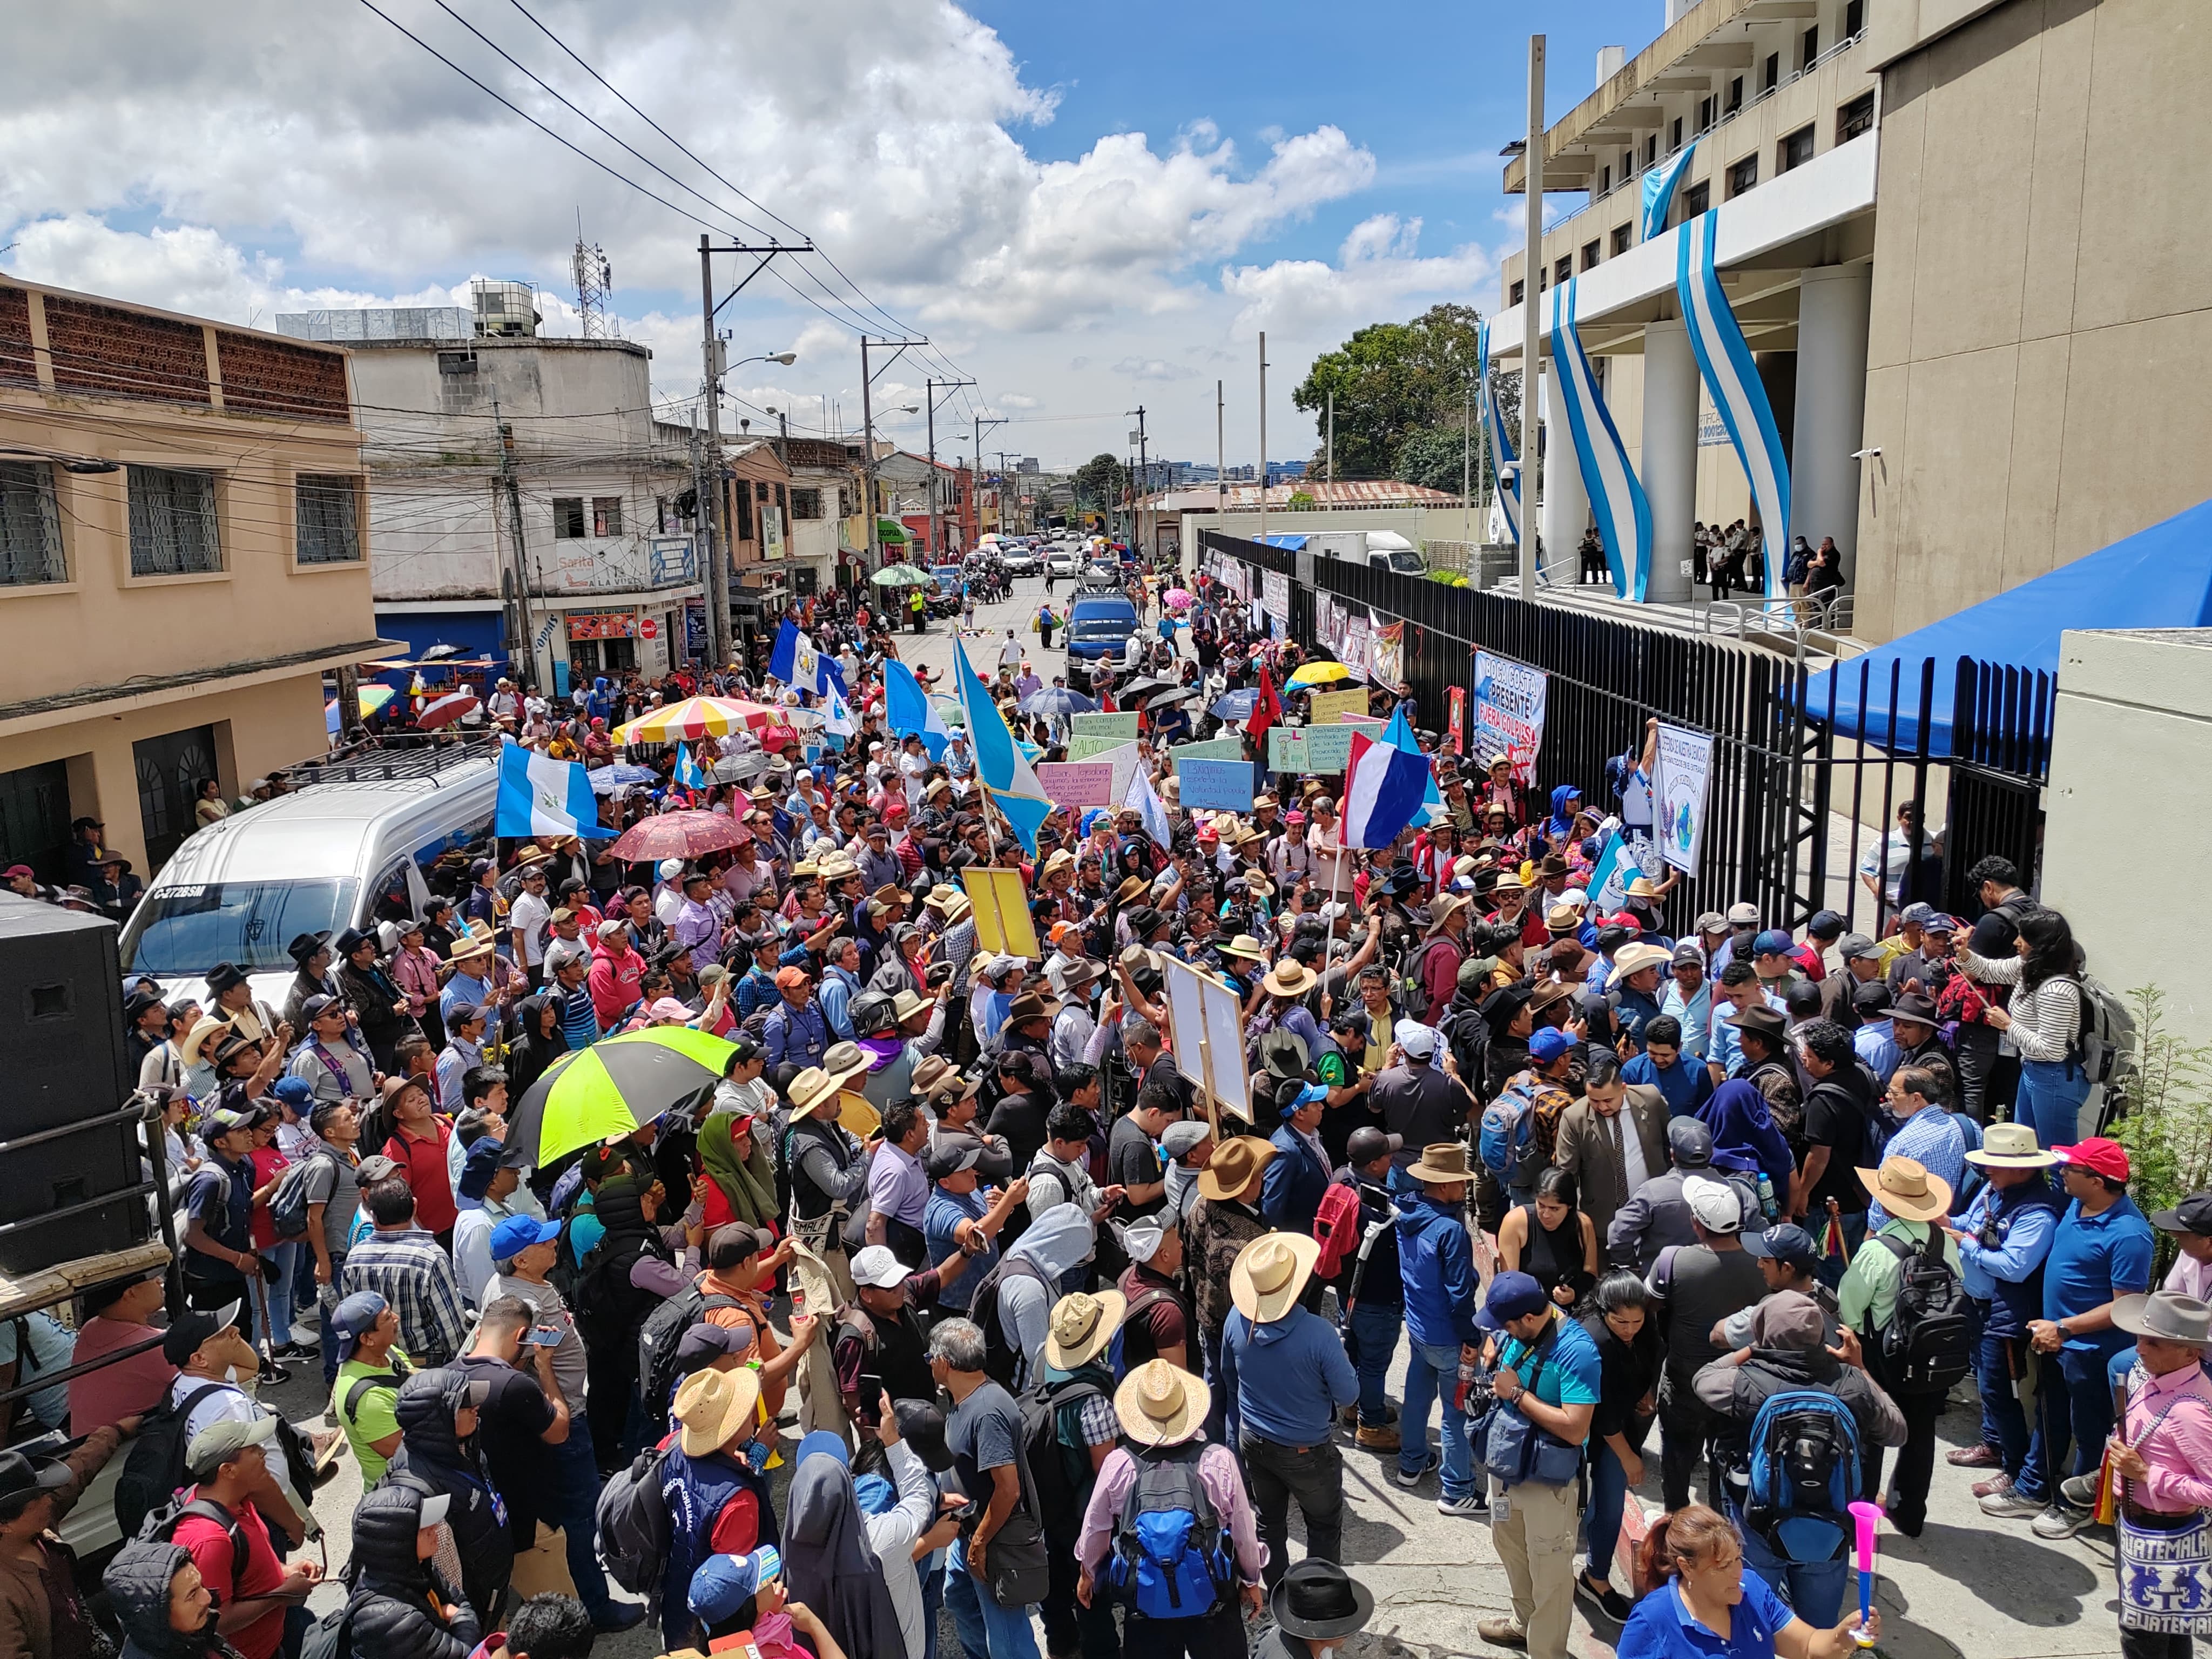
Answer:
926 377 974 557
1462 372 1472 549
1520 36 1546 601
970 416 1007 544
860 335 929 570
699 234 813 661
1129 406 1148 559
1326 388 1334 489
1257 331 1269 548
1215 380 1226 530
493 394 534 688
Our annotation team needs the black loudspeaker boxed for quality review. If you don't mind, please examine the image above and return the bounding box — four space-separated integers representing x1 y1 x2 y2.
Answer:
0 893 148 1273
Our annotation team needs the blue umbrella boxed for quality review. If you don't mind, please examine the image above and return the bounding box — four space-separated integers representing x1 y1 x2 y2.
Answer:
588 762 658 795
1019 686 1097 717
1211 689 1260 720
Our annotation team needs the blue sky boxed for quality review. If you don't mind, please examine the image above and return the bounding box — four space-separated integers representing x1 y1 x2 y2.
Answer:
2 0 1663 469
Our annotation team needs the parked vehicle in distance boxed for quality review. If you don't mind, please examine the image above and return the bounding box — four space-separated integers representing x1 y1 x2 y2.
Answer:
1065 591 1140 662
1001 544 1039 574
1044 549 1082 577
1286 528 1427 575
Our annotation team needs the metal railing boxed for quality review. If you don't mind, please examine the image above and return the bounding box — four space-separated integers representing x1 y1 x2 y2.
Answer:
1689 592 1856 661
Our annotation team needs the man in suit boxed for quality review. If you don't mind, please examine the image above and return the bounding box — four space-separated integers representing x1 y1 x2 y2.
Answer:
1553 1049 1671 1246
1264 1084 1333 1237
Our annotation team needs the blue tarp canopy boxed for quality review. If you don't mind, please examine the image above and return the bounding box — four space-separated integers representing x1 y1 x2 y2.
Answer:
1256 533 1310 549
1806 497 2212 754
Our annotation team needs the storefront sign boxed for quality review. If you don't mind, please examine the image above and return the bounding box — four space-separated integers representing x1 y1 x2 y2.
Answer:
567 613 639 640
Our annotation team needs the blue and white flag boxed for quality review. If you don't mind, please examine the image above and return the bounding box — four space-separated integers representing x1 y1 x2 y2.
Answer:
1552 277 1654 601
1587 828 1637 915
954 638 1054 853
884 658 951 760
768 618 848 698
819 680 856 749
1679 210 1791 600
495 741 614 839
1123 763 1172 851
1477 318 1521 547
1641 140 1698 242
673 742 707 791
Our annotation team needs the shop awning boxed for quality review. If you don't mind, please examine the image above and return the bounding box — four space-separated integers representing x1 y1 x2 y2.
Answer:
876 518 910 545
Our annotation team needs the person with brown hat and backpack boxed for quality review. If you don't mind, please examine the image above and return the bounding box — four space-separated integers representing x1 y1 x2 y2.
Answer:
1188 1137 1276 1442
1391 1139 1487 1517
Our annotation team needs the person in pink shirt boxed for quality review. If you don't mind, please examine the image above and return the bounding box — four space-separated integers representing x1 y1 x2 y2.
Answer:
2105 1290 2212 1657
68 1272 177 1432
586 919 645 1028
2149 1192 2212 1303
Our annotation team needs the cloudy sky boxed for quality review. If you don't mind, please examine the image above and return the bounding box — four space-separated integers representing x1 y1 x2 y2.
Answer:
1 0 1647 469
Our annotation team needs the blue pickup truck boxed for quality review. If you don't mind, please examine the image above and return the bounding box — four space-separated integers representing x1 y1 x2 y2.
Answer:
1065 591 1139 662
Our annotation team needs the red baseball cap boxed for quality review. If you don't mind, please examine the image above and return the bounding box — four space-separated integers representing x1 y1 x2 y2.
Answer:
2054 1137 2130 1183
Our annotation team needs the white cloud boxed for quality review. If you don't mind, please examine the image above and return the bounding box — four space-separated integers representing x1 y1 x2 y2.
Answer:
997 392 1041 409
1220 213 1493 337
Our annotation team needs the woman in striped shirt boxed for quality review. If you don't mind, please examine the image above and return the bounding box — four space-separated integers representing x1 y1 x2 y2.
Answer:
1958 909 2088 1150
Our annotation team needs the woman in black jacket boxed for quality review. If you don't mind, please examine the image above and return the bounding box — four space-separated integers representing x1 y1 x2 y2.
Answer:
106 1539 248 1659
384 1368 513 1630
346 1482 480 1659
1577 1269 1663 1622
504 994 568 1098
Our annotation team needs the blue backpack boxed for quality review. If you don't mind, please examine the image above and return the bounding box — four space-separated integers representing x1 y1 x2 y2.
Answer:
1477 1081 1540 1184
1741 1388 1862 1563
1106 1442 1235 1620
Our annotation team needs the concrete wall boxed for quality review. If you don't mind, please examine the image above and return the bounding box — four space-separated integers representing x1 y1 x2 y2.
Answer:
2043 629 2212 1050
1856 0 2212 642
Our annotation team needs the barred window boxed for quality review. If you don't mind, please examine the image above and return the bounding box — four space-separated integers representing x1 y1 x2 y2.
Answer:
791 487 825 520
127 466 221 576
294 474 361 564
552 497 586 539
0 462 66 586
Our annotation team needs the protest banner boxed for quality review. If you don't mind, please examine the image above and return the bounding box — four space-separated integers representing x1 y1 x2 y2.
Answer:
1307 688 1370 725
1169 738 1247 770
960 867 1040 959
1472 650 1548 785
1069 711 1139 740
1159 954 1253 1125
1266 718 1384 775
1176 758 1256 812
1064 735 1129 762
1447 686 1467 755
1035 761 1114 811
1262 569 1291 624
1340 613 1371 684
1653 721 1717 873
1368 618 1405 689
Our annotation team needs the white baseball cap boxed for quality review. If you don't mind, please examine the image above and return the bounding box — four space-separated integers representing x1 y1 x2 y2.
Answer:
1683 1174 1744 1235
850 1245 909 1290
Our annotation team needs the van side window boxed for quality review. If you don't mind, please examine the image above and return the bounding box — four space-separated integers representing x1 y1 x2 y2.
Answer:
368 859 415 927
417 811 495 901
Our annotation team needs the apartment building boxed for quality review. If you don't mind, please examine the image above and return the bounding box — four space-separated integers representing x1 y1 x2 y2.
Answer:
1488 0 2212 644
0 278 385 876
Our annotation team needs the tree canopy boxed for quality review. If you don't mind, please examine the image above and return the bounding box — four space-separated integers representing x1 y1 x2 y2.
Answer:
1292 302 1518 495
1072 452 1126 512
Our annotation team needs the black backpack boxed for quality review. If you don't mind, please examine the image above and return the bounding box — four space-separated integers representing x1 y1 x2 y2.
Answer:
969 1255 1051 1387
1017 1373 1106 1544
574 1235 664 1359
137 1494 248 1598
636 1286 744 1437
1874 1230 1973 1393
596 1443 671 1595
114 1382 231 1540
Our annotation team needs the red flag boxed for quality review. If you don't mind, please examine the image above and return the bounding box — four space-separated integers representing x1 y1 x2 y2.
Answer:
1249 665 1283 744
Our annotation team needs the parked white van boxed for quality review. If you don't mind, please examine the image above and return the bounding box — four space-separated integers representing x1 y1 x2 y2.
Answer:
119 751 499 1012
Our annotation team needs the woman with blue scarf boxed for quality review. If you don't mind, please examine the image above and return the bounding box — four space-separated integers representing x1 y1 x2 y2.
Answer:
1545 784 1583 845
1698 1080 1796 1217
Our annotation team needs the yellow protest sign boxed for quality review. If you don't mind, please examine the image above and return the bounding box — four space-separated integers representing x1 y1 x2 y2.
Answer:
960 866 1041 960
1307 687 1371 725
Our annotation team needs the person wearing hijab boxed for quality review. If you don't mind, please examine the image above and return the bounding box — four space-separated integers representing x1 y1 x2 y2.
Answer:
774 1431 912 1659
503 995 568 1099
699 1102 779 1234
1699 1079 1796 1223
343 1483 480 1659
105 1539 249 1659
384 1368 511 1630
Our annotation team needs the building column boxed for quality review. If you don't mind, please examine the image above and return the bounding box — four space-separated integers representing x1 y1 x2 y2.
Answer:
1790 264 1872 577
1539 361 1588 579
1641 317 1702 603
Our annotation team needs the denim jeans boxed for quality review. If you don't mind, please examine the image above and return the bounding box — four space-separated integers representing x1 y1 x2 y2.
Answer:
540 1427 623 1622
945 1535 1041 1659
1734 1502 1850 1627
921 1554 944 1659
2019 1341 2122 1504
2016 1060 2093 1154
1976 1317 2033 1476
253 1242 302 1351
1399 1341 1474 1501
1345 1300 1402 1427
1581 1420 1649 1583
316 1255 347 1388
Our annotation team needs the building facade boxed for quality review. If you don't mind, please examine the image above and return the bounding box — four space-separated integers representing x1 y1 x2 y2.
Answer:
0 278 385 878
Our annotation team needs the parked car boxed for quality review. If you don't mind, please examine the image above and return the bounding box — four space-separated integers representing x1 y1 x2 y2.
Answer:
1044 548 1082 577
1001 543 1039 574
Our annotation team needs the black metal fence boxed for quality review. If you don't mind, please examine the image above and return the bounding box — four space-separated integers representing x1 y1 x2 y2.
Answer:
1198 530 2055 939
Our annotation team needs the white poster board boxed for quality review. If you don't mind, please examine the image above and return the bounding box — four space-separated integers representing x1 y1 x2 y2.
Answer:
1653 722 1716 873
1158 953 1253 1123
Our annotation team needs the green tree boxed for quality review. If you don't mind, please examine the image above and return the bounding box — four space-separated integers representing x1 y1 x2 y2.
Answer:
1072 452 1126 515
1294 302 1487 482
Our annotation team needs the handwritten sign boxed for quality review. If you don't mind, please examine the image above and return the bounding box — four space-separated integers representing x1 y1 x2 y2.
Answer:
1307 688 1370 725
1267 718 1385 776
1066 734 1130 762
1176 758 1256 813
1035 761 1114 810
1069 711 1139 740
1170 738 1247 772
1472 651 1548 785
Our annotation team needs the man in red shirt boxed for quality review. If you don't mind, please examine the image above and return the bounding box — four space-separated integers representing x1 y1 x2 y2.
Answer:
171 1418 319 1659
586 919 645 1028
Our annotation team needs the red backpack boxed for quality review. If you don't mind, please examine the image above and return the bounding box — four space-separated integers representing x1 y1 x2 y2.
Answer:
1312 1181 1364 1280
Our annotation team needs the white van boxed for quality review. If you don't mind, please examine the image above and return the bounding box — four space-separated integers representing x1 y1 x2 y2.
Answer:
119 751 500 1012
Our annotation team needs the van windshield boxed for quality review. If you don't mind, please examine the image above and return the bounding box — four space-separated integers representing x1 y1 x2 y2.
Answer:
120 879 359 976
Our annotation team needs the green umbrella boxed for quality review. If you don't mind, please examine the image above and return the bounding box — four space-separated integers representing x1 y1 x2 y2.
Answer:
504 1026 736 1166
871 563 931 586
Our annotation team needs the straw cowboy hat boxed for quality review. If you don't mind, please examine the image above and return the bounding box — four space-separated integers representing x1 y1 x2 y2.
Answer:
1197 1135 1277 1202
1428 893 1471 932
1611 940 1674 978
786 1053 871 1121
1406 1140 1475 1185
1230 1232 1323 1325
1856 1155 1952 1223
1965 1121 2063 1170
448 929 497 965
178 1015 233 1070
1114 1358 1212 1448
673 1365 763 1457
1262 960 1317 998
1043 1290 1127 1371
1219 934 1268 963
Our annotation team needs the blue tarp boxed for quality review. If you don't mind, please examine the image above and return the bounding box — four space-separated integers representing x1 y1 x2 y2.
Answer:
1806 496 2212 754
1257 534 1310 550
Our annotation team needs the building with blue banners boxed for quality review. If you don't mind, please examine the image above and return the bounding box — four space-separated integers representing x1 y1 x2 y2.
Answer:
1483 0 2212 649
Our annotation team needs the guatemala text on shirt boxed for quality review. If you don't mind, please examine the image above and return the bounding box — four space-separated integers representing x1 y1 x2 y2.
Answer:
494 741 613 839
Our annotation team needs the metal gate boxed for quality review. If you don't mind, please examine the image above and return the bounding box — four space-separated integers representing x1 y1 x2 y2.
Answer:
134 723 218 875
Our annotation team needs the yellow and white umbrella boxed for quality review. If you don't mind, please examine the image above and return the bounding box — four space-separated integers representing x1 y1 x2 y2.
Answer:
613 697 784 747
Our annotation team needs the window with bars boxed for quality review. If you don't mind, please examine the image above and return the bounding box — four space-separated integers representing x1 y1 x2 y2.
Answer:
294 474 361 564
592 496 623 537
791 487 825 520
0 462 66 586
127 466 221 576
552 498 586 539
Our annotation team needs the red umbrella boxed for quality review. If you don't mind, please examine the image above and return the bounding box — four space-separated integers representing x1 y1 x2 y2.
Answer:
415 690 480 730
606 810 749 863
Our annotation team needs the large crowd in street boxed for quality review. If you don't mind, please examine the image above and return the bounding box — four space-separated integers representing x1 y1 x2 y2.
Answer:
0 554 2198 1659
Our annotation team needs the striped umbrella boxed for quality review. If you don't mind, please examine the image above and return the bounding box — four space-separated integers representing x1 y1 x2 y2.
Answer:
504 1027 737 1168
614 697 783 747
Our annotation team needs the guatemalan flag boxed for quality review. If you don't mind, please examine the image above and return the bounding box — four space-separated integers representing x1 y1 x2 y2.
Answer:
673 742 707 791
496 741 615 839
884 658 952 760
954 638 1054 853
1341 726 1431 851
770 618 847 698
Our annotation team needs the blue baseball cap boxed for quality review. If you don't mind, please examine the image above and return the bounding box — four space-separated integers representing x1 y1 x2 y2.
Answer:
330 1291 388 1363
271 1076 315 1109
1528 1027 1575 1064
1743 1223 1819 1270
1477 1270 1549 1333
488 1214 562 1263
690 1546 784 1623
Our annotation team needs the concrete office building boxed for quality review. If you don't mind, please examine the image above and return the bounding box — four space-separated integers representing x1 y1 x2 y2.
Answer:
1489 0 2212 644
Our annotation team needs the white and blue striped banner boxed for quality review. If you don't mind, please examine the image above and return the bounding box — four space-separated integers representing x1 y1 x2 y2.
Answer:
1678 210 1791 601
1476 318 1522 545
1640 140 1699 242
1550 278 1653 601
495 741 613 839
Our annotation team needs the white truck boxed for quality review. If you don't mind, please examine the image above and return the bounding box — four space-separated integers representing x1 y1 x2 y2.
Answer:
1290 528 1427 575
